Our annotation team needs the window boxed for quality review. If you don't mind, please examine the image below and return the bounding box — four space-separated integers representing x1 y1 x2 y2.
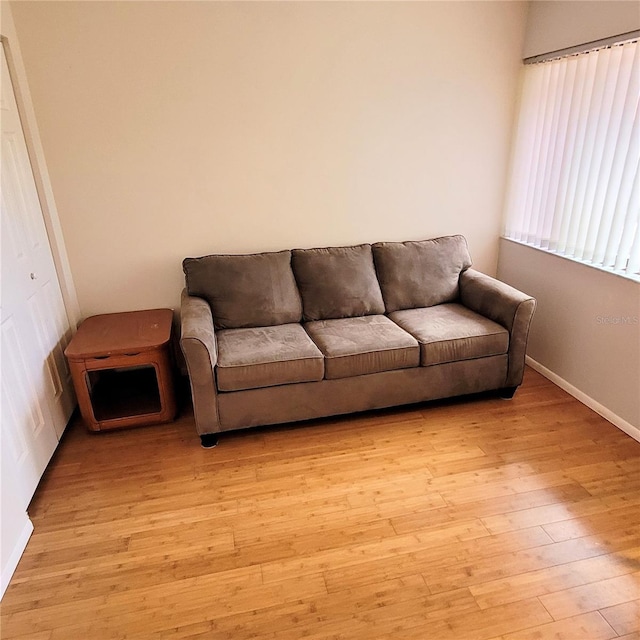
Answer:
503 38 639 281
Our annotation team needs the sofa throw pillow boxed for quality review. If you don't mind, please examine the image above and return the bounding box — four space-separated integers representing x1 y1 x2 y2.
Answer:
291 244 385 321
183 250 303 329
372 235 472 313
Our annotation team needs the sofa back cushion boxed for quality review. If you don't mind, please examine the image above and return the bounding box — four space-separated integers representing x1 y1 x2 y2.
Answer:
372 235 472 313
292 244 385 321
183 250 302 329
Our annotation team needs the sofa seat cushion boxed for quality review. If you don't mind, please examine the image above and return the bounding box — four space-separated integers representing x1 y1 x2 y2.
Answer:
292 244 385 321
216 323 324 391
304 315 419 380
389 303 508 366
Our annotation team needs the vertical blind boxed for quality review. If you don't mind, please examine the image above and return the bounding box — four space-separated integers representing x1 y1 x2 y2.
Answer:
504 38 640 280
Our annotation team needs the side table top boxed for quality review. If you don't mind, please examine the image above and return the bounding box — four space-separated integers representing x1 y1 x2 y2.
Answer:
64 309 174 360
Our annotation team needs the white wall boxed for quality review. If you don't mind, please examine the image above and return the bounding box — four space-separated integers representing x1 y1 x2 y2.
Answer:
10 1 528 318
498 240 640 431
524 0 640 58
499 0 640 434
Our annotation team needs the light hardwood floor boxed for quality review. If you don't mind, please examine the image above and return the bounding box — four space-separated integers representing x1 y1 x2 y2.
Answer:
2 368 639 639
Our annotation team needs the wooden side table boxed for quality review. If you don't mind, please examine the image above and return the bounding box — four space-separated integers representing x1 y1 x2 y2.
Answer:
64 309 177 432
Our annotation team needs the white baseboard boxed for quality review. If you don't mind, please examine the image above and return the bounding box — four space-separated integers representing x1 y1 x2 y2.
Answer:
1 516 33 601
526 356 640 443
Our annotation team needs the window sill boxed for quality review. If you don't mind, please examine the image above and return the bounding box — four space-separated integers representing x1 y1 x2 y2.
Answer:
500 237 640 284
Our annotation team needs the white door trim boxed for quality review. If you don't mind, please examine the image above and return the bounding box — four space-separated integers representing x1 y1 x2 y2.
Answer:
0 4 79 601
0 517 32 600
1 7 80 330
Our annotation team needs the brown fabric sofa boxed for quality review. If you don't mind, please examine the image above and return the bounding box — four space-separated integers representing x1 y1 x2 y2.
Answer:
180 235 536 447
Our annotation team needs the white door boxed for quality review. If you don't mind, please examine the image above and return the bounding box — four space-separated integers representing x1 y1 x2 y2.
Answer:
1 45 75 508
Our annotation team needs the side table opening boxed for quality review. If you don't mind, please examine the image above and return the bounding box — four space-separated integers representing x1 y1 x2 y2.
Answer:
86 365 162 422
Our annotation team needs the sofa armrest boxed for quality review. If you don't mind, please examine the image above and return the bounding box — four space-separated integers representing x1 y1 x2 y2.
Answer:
459 269 536 388
180 289 221 435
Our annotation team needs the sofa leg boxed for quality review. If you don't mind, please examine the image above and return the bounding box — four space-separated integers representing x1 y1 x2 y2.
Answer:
499 386 518 400
200 433 219 449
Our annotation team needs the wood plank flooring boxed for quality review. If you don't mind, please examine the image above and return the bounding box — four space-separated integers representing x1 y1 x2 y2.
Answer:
2 367 639 639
